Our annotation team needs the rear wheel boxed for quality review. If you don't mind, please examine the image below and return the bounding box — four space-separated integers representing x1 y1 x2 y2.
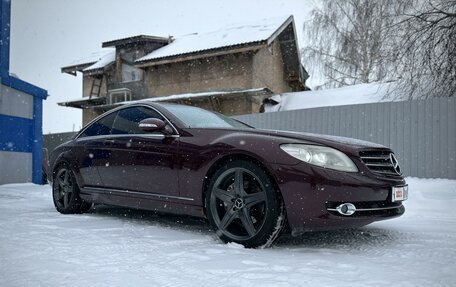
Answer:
206 160 285 248
52 163 92 214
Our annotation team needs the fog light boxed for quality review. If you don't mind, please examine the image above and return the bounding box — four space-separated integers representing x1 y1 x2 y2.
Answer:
336 203 356 216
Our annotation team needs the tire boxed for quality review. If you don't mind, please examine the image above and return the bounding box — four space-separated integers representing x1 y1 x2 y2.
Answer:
206 160 286 248
52 163 92 214
42 171 48 185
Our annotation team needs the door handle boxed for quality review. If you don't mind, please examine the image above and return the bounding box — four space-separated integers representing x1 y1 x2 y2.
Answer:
103 139 115 145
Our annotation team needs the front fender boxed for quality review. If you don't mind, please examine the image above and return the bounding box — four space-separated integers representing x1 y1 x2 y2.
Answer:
207 132 304 166
49 146 83 187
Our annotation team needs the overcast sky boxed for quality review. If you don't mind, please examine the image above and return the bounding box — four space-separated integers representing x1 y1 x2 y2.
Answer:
10 0 316 133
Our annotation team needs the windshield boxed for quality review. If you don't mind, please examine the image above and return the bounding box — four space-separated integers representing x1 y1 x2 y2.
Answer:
162 104 253 129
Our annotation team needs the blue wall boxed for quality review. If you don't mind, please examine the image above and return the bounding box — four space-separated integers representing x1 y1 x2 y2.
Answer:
0 0 48 184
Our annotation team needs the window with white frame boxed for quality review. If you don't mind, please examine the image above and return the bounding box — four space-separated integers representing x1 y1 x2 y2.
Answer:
108 88 132 104
121 64 143 82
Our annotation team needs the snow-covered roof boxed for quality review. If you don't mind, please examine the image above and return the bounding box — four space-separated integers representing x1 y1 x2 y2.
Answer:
102 35 169 48
264 82 403 112
136 15 293 64
83 50 115 73
61 49 115 74
142 87 271 102
62 16 299 76
58 88 272 109
58 96 106 109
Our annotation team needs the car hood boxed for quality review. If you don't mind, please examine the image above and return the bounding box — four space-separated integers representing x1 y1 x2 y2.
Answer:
246 128 387 150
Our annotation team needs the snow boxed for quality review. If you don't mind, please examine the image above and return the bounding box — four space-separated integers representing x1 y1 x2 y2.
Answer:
62 48 115 69
264 82 403 112
1 178 455 286
83 50 116 72
60 88 270 107
61 88 270 106
117 87 269 104
137 16 291 62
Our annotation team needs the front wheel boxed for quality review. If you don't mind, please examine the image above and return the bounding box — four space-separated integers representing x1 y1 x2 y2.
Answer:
52 163 92 214
206 160 286 248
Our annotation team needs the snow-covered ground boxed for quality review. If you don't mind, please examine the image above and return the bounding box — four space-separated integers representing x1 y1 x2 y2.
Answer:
1 178 455 287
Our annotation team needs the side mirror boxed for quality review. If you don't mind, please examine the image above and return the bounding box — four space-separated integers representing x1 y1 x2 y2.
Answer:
138 118 166 133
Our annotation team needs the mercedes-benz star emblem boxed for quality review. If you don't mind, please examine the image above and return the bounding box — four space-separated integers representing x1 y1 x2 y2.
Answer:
234 198 245 209
389 153 401 175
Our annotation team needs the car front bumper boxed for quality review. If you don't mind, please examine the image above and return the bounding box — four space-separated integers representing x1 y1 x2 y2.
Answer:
270 162 406 236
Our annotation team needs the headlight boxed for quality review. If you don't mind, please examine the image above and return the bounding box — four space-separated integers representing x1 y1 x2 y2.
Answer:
280 144 358 172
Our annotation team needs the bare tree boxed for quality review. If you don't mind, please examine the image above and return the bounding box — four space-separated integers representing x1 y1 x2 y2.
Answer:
396 0 456 98
302 0 414 89
302 0 456 98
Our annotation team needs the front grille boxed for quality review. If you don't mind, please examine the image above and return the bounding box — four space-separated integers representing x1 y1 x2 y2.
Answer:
359 150 402 176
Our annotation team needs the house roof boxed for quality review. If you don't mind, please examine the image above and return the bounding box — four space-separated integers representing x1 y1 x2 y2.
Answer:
82 51 116 75
102 35 170 48
141 87 272 102
61 15 305 85
61 49 115 75
135 15 294 66
58 96 106 109
58 88 272 110
61 35 169 75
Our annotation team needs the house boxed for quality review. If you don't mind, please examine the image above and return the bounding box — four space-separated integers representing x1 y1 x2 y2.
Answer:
59 15 308 125
0 0 48 184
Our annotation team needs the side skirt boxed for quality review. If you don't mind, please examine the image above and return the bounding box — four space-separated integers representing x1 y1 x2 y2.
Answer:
80 187 205 218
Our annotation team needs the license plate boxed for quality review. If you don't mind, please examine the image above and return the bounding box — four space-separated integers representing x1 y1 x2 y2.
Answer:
392 185 408 202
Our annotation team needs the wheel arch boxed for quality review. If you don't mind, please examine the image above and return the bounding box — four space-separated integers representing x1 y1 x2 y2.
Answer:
50 152 82 187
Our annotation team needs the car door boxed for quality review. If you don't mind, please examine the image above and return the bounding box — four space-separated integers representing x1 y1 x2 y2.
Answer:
75 111 118 187
97 106 180 197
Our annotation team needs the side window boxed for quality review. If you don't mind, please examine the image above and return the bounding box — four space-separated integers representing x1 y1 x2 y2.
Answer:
111 106 165 135
79 111 117 138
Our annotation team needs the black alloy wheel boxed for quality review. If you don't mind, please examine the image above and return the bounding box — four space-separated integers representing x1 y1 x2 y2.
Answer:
52 163 91 214
206 160 285 248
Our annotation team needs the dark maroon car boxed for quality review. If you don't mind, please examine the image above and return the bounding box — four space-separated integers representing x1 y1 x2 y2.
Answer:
49 102 408 248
